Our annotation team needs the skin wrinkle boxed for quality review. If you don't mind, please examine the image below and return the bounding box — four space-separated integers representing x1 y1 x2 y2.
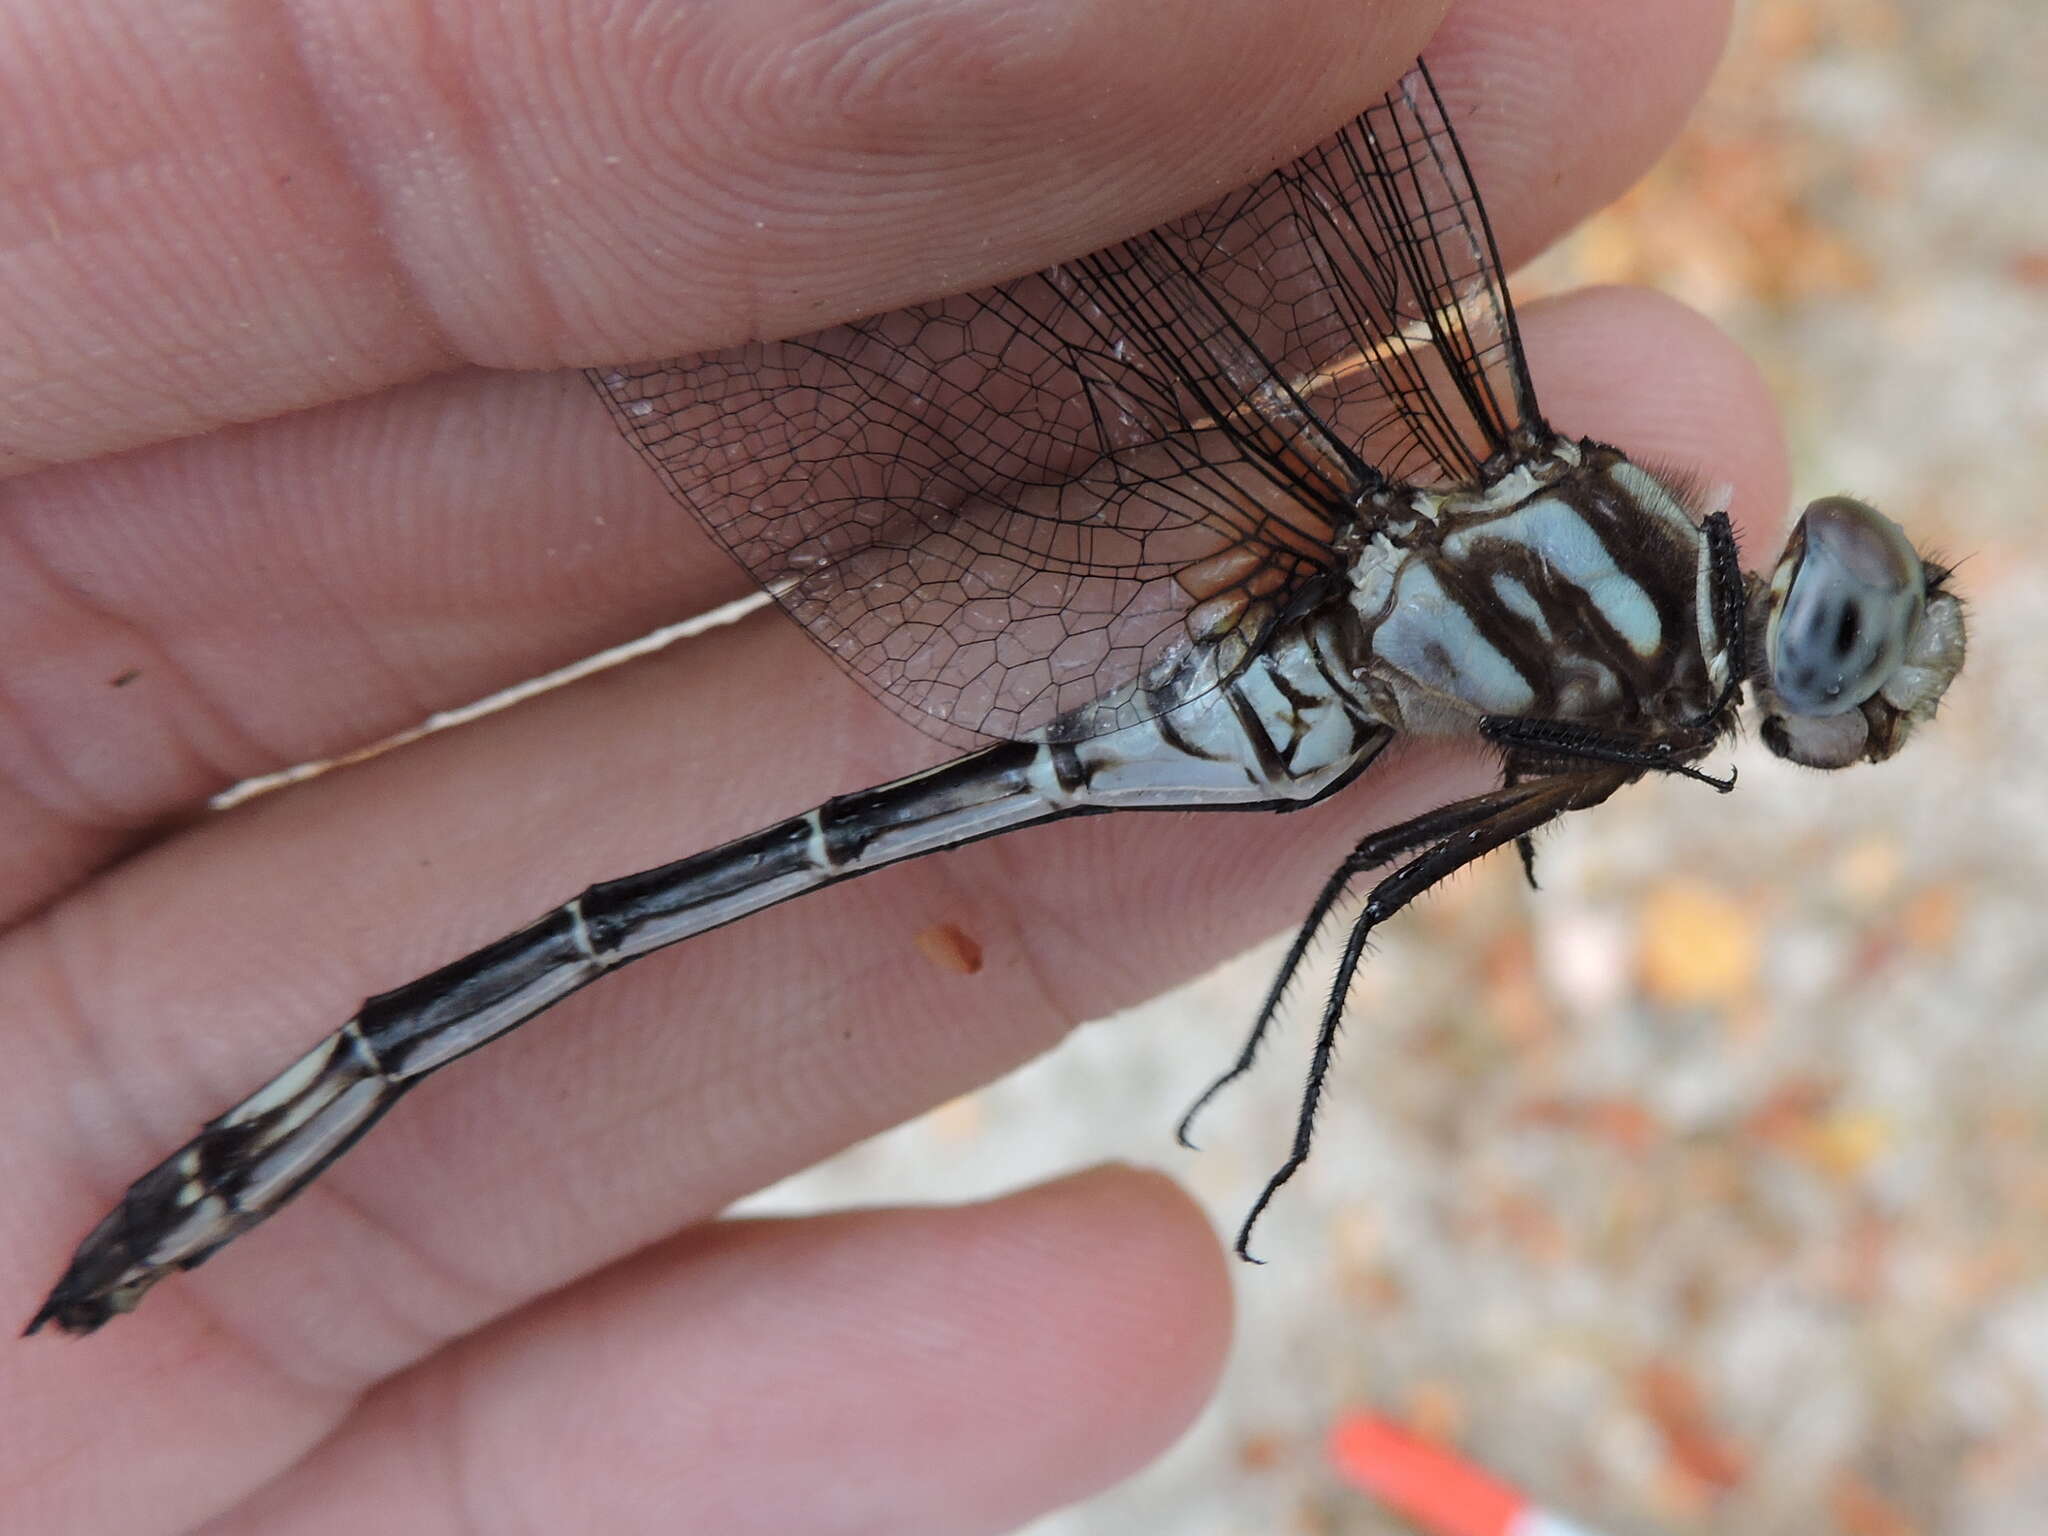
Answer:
0 4 434 466
975 822 1135 1032
567 844 1035 1207
0 492 403 930
9 916 162 1200
0 662 114 885
268 1171 516 1389
441 1359 525 1536
102 1125 496 1408
837 846 1080 1108
219 369 726 724
157 1316 360 1534
788 1 1098 164
275 0 519 369
645 10 1031 342
0 528 249 891
263 501 460 745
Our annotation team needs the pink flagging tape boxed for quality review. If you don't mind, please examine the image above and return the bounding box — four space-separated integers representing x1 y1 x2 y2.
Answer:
1327 1413 1609 1536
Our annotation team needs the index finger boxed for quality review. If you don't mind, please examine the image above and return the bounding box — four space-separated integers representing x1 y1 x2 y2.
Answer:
0 0 1446 471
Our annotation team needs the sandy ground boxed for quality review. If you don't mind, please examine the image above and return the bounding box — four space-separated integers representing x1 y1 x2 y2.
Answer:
743 2 2048 1531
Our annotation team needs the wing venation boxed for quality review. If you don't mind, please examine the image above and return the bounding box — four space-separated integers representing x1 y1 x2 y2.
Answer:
592 61 1542 745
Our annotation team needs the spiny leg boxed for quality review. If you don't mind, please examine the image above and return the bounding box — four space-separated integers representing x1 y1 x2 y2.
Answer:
1480 713 1737 792
1504 760 1541 889
1231 772 1622 1262
1179 783 1584 1147
1176 856 1355 1149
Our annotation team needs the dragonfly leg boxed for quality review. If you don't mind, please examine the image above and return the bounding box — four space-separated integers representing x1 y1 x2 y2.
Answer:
1180 778 1577 1148
1231 771 1624 1262
1176 857 1354 1150
1482 714 1736 792
1502 760 1542 890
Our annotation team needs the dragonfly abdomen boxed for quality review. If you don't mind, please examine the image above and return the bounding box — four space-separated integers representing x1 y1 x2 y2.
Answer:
29 658 1392 1334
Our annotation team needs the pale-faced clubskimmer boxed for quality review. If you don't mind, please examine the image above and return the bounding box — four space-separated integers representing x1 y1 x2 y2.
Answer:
30 59 1965 1336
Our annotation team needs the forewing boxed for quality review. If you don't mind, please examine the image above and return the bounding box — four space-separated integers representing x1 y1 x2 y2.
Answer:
592 61 1543 746
1188 60 1546 484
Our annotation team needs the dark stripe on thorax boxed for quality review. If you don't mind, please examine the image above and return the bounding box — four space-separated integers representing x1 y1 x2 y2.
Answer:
1220 662 1293 783
1565 466 1707 704
1429 551 1558 713
1443 463 1702 720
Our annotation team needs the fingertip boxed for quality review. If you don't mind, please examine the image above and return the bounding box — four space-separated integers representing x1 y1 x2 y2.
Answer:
222 1164 1235 1536
1520 284 1791 547
1430 0 1734 268
854 1162 1236 1521
1000 1162 1236 1425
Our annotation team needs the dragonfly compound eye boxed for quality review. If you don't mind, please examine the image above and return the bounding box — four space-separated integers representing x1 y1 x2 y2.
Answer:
1767 495 1926 718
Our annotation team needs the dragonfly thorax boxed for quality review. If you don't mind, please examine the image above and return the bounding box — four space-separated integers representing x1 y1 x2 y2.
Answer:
1342 440 1728 742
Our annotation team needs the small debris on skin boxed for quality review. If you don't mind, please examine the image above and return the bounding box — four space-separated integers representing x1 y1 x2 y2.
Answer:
914 922 983 975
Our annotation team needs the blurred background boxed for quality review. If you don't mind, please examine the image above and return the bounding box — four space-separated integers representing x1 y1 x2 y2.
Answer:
746 1 2048 1531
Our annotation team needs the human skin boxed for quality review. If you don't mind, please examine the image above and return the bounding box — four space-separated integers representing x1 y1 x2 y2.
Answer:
0 1 1768 1532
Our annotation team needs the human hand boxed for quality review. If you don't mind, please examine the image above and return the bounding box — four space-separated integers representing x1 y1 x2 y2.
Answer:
4 1 1767 1531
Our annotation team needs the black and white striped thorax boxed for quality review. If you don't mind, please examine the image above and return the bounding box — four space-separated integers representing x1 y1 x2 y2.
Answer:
30 57 1961 1336
1061 433 1742 789
1344 436 1734 741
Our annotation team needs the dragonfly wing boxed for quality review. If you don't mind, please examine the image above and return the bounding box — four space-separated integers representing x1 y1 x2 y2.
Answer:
1165 59 1547 485
592 61 1544 745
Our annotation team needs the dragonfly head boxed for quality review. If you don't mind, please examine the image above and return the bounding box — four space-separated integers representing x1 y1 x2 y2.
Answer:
1752 495 1965 769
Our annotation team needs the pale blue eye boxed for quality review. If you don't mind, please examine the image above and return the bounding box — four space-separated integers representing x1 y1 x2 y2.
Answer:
1769 496 1926 717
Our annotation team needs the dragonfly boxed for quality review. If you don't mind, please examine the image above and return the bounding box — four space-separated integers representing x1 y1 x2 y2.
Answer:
30 60 1966 1336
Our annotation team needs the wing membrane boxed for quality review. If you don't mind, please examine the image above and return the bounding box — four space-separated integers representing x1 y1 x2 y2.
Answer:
593 61 1543 745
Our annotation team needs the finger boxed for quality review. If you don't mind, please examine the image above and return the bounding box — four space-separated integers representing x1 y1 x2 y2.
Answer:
0 0 1729 472
6 288 1783 1515
1532 286 1791 545
200 1169 1229 1536
0 367 731 926
2 0 1446 471
0 0 1732 916
1426 0 1733 284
